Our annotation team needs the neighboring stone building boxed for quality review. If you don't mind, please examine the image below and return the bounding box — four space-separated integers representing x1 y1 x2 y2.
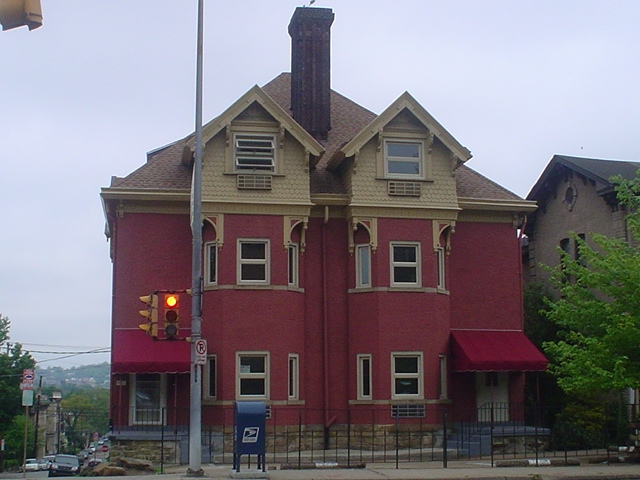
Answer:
523 154 640 286
101 6 544 458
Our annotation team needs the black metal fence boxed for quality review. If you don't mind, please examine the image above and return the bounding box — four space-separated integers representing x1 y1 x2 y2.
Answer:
107 402 640 468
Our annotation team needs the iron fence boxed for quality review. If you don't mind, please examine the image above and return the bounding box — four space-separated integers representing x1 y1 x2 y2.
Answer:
105 402 639 468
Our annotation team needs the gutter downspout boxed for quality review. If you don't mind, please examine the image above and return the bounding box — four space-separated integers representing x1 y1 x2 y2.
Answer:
322 206 335 448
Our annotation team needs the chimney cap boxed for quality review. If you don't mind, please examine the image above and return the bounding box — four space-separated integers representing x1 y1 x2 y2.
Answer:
288 6 334 33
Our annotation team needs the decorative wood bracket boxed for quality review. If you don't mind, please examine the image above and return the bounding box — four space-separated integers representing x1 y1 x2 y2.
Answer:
433 220 455 255
348 217 378 254
204 214 224 249
284 216 308 254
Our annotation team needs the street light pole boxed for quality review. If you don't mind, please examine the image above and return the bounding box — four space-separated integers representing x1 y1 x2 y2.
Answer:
187 0 204 476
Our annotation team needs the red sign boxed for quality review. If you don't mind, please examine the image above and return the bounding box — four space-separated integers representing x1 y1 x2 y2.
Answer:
101 445 109 453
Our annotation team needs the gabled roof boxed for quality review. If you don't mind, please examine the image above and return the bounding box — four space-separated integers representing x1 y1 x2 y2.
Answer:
527 154 640 201
183 84 324 160
335 91 472 170
103 72 527 205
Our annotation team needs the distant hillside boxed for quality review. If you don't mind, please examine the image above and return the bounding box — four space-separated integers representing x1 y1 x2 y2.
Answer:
35 362 109 391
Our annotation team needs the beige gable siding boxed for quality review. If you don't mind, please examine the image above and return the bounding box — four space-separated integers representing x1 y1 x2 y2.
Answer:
347 135 459 209
201 131 312 206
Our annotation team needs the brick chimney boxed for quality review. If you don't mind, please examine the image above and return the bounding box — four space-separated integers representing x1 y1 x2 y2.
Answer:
288 7 334 141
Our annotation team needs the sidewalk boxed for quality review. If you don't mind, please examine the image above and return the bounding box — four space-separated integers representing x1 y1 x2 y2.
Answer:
158 460 640 480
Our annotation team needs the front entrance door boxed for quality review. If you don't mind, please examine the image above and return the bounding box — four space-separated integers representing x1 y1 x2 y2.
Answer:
475 372 509 422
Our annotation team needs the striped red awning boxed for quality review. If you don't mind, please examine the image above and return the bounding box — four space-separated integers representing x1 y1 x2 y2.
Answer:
451 330 548 372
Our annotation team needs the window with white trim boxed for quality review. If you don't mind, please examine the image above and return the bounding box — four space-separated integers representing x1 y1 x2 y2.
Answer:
356 244 371 288
238 239 270 284
384 140 423 179
357 354 372 400
204 355 217 400
237 352 269 399
288 243 299 287
436 247 445 289
234 134 275 172
288 354 299 400
130 373 165 425
205 242 218 286
439 354 447 399
390 242 420 286
392 353 423 399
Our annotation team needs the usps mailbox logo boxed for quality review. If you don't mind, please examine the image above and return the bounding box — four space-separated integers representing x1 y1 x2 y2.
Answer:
242 427 259 443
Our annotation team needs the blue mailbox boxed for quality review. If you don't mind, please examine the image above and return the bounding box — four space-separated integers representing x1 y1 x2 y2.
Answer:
233 401 266 472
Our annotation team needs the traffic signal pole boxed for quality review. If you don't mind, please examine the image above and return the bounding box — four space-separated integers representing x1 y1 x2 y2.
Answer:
187 0 204 476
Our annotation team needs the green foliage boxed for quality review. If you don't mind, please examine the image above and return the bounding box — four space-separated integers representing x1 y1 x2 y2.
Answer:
549 402 608 450
543 175 640 397
0 314 37 465
2 414 34 469
60 389 110 452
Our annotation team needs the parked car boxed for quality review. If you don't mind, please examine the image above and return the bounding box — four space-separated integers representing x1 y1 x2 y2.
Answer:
39 456 54 470
48 454 80 477
23 458 39 472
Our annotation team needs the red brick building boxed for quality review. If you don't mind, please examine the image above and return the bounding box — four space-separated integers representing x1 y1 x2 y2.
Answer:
101 6 545 449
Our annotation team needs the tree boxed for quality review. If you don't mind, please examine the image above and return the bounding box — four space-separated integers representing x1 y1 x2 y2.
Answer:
0 314 36 462
543 175 640 397
60 389 110 452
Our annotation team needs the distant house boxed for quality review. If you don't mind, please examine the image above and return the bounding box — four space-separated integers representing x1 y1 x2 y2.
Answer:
101 7 544 457
523 154 640 286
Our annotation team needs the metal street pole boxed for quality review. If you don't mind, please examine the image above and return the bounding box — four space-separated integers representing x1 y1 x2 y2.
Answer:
187 0 204 476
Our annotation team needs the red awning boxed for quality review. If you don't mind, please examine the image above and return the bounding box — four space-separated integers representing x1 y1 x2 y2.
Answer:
111 329 191 374
451 330 548 372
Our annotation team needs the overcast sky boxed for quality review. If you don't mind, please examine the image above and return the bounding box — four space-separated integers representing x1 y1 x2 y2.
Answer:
2 1 639 369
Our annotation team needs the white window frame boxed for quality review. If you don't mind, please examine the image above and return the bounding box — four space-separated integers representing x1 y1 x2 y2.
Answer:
288 353 299 400
357 354 373 400
390 242 421 287
234 134 276 173
384 140 423 179
288 243 299 287
203 355 217 400
391 352 423 399
436 247 445 289
236 352 270 399
130 373 166 425
204 241 218 286
237 239 270 285
355 244 372 288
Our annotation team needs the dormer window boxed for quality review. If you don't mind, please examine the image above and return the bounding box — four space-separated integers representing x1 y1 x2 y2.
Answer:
234 134 275 173
384 140 423 179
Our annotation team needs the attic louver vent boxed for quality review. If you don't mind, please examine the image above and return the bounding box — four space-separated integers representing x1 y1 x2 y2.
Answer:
388 181 421 196
237 175 272 190
391 404 426 418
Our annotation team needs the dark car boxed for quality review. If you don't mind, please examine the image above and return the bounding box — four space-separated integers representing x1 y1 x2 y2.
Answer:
48 454 80 477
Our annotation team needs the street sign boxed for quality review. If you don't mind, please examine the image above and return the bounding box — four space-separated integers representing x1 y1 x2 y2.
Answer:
101 445 109 453
194 339 207 365
21 369 34 390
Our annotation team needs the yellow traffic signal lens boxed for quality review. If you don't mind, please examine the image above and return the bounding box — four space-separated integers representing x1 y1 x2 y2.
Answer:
164 294 179 308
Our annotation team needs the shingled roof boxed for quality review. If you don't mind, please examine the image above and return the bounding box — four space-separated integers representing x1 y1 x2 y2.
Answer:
527 154 640 201
106 72 526 203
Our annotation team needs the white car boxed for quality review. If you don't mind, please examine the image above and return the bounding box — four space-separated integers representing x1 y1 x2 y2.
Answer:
23 458 39 472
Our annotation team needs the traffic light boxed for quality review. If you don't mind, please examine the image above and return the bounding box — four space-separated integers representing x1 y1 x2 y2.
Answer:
138 294 158 337
163 293 180 339
0 0 43 31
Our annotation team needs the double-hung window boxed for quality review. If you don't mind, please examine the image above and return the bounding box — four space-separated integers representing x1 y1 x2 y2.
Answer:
131 373 165 425
204 355 217 400
390 242 420 286
205 242 218 286
288 243 299 287
392 353 423 398
288 354 299 400
238 239 270 284
436 247 445 289
355 244 371 288
384 140 423 179
237 352 269 399
357 354 372 400
234 134 275 172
